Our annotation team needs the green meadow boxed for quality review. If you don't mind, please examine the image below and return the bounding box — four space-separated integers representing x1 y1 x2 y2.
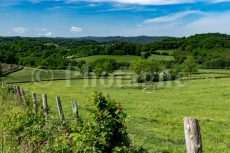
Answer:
1 66 230 152
0 67 81 83
14 76 230 152
74 54 174 63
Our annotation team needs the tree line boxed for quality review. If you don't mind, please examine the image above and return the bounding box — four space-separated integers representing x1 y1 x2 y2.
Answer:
0 33 230 71
146 33 230 68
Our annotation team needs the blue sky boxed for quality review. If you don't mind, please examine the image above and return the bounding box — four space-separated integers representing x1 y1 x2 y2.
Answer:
0 0 230 37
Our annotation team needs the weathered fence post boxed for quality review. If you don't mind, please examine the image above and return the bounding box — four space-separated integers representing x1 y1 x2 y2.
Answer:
184 117 202 153
20 88 26 105
71 101 79 127
32 92 38 113
16 86 22 102
16 86 21 96
42 94 48 122
56 96 65 123
13 85 17 93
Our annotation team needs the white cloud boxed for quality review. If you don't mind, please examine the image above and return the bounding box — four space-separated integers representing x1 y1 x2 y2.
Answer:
36 28 52 37
184 11 230 35
66 0 195 5
133 11 230 37
43 32 52 37
144 11 204 24
70 26 82 32
65 0 230 5
137 24 143 27
208 0 230 2
12 27 27 34
38 32 52 37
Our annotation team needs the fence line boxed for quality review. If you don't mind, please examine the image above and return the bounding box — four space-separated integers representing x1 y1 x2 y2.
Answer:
4 85 203 153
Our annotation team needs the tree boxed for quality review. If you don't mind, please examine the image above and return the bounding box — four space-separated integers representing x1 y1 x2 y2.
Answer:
103 61 114 75
142 52 151 59
173 50 187 64
81 64 92 76
180 56 198 75
131 59 162 82
91 58 116 77
93 63 104 77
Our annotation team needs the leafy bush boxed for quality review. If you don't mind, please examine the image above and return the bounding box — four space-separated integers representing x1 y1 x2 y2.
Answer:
202 58 230 69
0 87 144 152
178 56 198 75
141 52 151 59
91 58 117 77
131 59 162 83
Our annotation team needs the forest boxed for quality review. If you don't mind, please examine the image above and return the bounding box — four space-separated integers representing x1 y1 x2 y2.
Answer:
0 33 230 71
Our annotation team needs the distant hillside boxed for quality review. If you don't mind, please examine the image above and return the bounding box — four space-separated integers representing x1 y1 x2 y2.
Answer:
0 33 230 69
148 33 230 51
74 36 168 44
146 33 230 68
0 36 168 44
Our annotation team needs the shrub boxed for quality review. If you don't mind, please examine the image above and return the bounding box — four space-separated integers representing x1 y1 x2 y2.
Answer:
131 59 162 83
142 52 151 59
202 58 230 69
0 87 143 152
91 58 117 77
179 56 198 75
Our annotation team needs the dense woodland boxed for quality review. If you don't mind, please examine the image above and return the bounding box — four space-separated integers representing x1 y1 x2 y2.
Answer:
0 33 230 70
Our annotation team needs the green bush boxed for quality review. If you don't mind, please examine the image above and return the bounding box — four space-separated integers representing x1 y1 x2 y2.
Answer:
131 59 162 83
202 58 230 69
91 58 117 77
0 87 143 152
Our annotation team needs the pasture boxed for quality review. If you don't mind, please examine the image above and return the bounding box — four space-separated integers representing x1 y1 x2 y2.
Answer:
0 67 81 83
15 76 230 152
74 54 174 63
1 67 230 152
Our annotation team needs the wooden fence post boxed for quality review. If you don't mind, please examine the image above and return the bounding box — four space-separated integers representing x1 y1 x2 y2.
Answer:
16 86 21 96
56 96 65 123
71 101 79 127
16 86 22 102
20 88 26 105
184 117 202 153
42 94 48 121
13 85 17 93
32 92 38 113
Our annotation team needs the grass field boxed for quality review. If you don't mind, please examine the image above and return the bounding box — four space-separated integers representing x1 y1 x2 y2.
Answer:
74 54 174 63
0 67 81 83
155 49 176 55
16 76 230 152
2 67 230 84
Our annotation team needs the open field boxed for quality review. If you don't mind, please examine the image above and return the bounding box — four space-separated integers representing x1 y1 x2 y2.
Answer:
155 49 176 55
74 55 140 63
0 67 81 83
1 67 230 84
74 54 174 63
17 77 230 152
149 54 174 61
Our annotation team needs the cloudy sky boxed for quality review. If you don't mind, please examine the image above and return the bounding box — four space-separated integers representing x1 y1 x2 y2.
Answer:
0 0 230 37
